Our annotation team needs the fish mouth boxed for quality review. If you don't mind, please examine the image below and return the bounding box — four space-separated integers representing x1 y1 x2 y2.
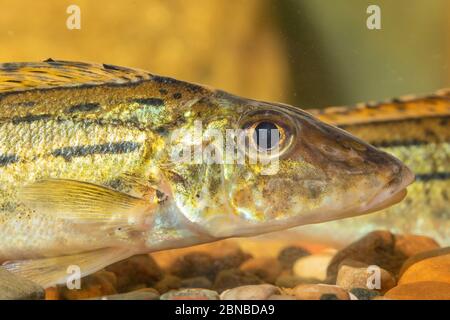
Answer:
357 164 415 215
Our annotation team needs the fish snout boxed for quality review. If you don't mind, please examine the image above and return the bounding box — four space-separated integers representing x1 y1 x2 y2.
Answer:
362 145 415 191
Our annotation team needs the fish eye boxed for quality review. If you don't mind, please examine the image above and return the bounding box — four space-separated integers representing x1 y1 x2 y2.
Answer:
239 109 297 158
249 121 285 151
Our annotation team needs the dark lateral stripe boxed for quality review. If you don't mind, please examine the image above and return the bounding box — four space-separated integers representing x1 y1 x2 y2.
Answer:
415 172 450 182
0 154 19 166
339 115 450 129
372 139 430 148
11 114 51 124
131 98 164 106
52 141 141 160
68 103 101 113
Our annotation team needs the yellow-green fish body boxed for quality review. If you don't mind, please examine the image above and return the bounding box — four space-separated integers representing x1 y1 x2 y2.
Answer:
0 60 413 287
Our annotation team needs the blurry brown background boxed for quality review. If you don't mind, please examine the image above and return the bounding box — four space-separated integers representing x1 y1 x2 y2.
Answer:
0 0 448 108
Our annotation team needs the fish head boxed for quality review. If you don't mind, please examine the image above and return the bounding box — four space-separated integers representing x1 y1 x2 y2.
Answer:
164 91 415 239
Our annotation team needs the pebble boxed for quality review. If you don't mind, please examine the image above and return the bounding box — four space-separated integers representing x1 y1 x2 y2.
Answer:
160 288 219 300
267 294 297 300
399 247 450 276
336 260 396 293
213 269 264 293
170 252 216 281
287 284 350 300
293 252 334 281
275 274 321 288
180 276 212 289
45 287 60 300
394 234 440 258
277 246 310 269
349 288 381 300
0 267 45 300
213 248 252 271
327 231 438 281
106 254 163 293
239 258 282 283
398 250 450 285
385 281 450 300
153 274 182 294
91 288 160 300
57 271 117 300
220 284 281 300
371 296 392 300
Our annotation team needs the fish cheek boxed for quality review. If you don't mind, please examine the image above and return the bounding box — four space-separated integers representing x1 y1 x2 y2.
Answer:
263 176 327 217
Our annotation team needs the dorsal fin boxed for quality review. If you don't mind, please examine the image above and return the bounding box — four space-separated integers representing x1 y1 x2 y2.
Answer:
0 60 152 94
311 89 450 126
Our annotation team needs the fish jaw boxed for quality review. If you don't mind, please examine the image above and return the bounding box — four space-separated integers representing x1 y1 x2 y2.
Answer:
353 162 414 216
198 153 415 239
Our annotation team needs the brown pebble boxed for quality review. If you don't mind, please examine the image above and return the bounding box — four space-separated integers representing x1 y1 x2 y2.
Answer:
394 234 440 258
336 261 395 293
220 284 281 300
213 249 252 271
160 288 219 300
267 294 297 300
385 281 450 300
57 271 117 300
349 288 381 300
153 274 182 294
91 288 160 300
45 287 60 300
293 252 334 281
106 254 163 293
277 246 310 269
398 250 450 285
399 247 450 277
180 276 212 289
327 231 438 281
170 252 216 280
239 258 282 283
287 284 350 300
275 274 321 288
213 269 264 293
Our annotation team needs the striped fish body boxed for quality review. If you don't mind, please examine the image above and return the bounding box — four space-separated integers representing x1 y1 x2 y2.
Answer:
0 61 215 260
0 60 418 287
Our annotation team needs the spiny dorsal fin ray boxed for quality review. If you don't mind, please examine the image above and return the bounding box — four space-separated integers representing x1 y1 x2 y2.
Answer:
0 60 152 93
311 89 450 126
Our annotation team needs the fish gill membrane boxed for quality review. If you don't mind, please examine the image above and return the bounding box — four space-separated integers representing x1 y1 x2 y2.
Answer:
0 60 414 287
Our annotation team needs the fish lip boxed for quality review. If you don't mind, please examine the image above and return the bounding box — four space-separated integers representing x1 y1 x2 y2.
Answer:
359 164 415 214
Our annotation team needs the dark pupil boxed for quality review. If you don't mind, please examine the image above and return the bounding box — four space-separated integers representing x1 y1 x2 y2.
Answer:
254 122 280 149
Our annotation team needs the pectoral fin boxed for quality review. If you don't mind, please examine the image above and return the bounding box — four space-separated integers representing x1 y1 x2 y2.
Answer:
19 179 157 230
2 248 133 288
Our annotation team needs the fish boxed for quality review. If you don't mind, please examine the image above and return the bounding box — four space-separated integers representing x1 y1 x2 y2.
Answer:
0 60 413 287
290 91 450 246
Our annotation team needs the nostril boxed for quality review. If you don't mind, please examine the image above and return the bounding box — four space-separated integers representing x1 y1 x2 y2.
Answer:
385 162 415 192
391 162 401 175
